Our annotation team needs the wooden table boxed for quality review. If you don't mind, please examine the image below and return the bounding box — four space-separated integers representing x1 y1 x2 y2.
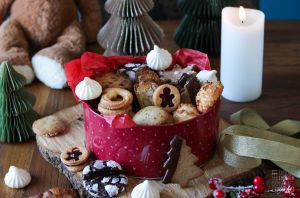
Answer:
0 20 299 197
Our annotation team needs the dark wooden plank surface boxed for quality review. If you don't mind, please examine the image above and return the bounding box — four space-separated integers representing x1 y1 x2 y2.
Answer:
0 20 299 197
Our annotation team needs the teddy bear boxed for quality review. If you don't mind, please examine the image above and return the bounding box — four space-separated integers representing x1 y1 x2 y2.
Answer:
0 0 101 89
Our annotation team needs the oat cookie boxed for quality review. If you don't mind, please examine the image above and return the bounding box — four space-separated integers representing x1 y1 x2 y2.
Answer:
32 115 68 137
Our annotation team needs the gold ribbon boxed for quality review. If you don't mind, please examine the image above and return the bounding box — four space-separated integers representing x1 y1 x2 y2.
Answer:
219 108 300 178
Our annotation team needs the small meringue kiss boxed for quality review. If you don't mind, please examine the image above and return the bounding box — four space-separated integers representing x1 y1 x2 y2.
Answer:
75 77 102 101
146 45 172 71
131 180 162 198
4 166 31 189
196 70 218 84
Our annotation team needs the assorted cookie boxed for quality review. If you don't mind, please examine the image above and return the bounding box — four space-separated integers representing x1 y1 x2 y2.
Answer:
175 73 201 105
32 115 68 137
133 106 173 126
163 136 204 187
98 88 133 116
82 160 128 198
173 104 199 123
94 72 133 91
60 146 90 173
153 84 181 113
196 82 224 113
118 63 146 82
135 67 161 84
159 64 196 83
29 187 78 198
74 46 223 125
134 81 158 108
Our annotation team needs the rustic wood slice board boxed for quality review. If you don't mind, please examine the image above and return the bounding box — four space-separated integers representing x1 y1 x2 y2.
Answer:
34 104 255 198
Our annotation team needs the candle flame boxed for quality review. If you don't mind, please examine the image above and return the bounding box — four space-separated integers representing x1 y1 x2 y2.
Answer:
239 6 246 23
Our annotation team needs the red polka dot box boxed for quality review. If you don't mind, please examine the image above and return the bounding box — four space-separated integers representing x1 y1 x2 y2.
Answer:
65 49 220 179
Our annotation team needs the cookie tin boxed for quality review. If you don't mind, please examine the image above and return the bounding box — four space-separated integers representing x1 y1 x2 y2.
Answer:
83 100 220 178
65 49 217 178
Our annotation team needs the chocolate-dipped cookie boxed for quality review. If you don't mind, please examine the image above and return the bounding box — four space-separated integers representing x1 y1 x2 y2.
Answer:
175 73 201 105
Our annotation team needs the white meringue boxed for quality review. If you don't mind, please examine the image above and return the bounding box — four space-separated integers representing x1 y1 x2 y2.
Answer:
4 166 31 189
196 70 218 84
146 45 172 71
75 77 102 101
131 180 162 198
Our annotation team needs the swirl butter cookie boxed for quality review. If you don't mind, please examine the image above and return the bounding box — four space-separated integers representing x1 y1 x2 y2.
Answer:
153 84 181 112
98 88 133 116
99 88 133 110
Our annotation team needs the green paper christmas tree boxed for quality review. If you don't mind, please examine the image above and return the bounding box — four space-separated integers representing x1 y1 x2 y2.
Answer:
0 61 39 143
174 0 238 56
98 0 164 56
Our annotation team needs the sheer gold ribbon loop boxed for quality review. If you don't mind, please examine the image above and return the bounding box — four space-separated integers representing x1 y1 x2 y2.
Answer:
219 108 300 178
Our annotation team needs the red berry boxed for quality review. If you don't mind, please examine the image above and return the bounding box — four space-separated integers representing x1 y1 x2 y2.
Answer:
253 183 265 194
253 176 264 186
209 178 222 190
245 189 260 198
214 190 225 198
238 191 249 198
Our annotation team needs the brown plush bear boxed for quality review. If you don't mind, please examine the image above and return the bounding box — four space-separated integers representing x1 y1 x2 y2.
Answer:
0 0 101 89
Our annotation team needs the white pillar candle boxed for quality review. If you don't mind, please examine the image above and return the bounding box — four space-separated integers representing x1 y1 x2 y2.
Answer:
221 7 265 102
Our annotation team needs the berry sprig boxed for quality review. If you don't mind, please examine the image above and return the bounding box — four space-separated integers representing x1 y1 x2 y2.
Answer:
281 175 299 198
209 176 265 198
209 175 299 198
